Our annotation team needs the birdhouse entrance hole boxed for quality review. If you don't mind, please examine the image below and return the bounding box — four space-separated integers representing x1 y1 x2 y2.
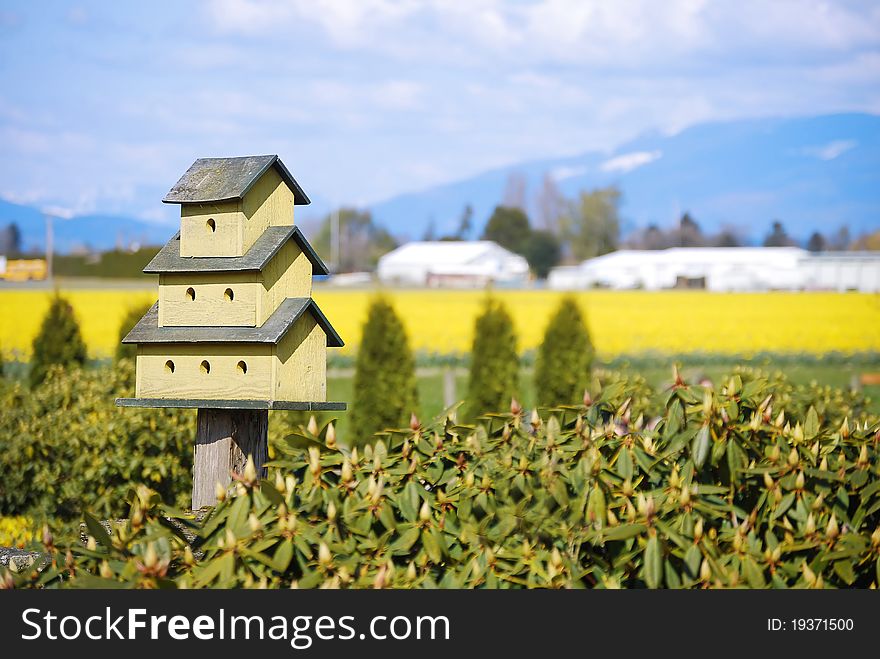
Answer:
200 360 211 374
206 218 216 232
224 287 234 302
237 360 248 374
164 360 175 374
186 287 196 301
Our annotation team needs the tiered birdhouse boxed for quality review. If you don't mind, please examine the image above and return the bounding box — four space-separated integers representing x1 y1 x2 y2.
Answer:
118 155 344 411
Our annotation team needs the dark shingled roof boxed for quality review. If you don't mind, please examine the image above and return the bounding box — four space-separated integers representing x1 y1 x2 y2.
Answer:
143 226 329 275
122 297 344 347
162 155 310 205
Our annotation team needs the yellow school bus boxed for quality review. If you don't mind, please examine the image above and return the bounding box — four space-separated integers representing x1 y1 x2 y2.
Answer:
0 259 48 281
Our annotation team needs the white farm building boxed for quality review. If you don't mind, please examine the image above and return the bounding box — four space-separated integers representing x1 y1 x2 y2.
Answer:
377 241 530 287
548 247 880 292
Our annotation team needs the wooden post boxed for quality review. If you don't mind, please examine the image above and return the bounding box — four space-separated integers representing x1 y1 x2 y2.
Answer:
192 408 268 510
443 367 456 408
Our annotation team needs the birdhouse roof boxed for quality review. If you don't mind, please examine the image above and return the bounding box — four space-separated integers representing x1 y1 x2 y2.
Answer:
122 297 344 347
143 225 329 275
162 155 310 205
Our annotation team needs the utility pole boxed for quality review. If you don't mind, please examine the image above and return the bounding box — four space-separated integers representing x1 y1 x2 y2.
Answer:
43 212 54 284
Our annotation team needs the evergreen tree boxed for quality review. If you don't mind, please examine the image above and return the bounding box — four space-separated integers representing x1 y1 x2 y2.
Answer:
534 296 593 407
30 294 88 387
466 297 519 419
115 301 153 360
350 297 418 445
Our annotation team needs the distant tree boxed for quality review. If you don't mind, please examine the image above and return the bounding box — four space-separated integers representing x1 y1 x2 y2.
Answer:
115 301 153 360
455 204 473 240
559 186 621 260
523 230 561 279
806 231 827 253
535 174 566 234
466 298 519 420
763 221 795 247
0 222 21 256
421 218 436 242
312 208 397 273
350 297 418 445
501 171 528 211
851 229 880 251
676 212 705 247
715 226 742 247
482 206 531 255
828 226 851 251
30 294 88 387
534 296 593 407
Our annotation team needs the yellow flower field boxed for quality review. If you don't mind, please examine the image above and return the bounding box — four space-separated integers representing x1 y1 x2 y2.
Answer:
0 286 878 359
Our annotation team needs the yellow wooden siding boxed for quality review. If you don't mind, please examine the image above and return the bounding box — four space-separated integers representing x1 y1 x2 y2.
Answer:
257 241 312 324
158 273 260 327
242 168 295 253
136 344 273 399
273 314 326 401
179 202 245 257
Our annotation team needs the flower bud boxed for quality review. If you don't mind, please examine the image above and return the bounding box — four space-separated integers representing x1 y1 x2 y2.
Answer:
307 415 318 436
419 500 431 522
826 514 839 540
248 513 263 534
144 543 158 569
857 443 869 468
464 471 475 488
769 444 780 463
803 562 816 586
341 458 353 483
550 547 563 568
285 475 297 495
694 517 704 542
225 528 236 550
795 471 805 490
510 398 522 415
530 409 542 430
243 455 257 485
184 546 195 567
792 422 804 444
805 513 816 535
325 422 337 449
679 487 691 506
763 472 775 490
275 470 286 494
99 560 113 579
318 542 332 566
86 536 97 551
326 501 337 523
788 448 799 467
407 561 417 581
215 481 227 502
700 558 711 581
309 446 321 476
819 456 829 471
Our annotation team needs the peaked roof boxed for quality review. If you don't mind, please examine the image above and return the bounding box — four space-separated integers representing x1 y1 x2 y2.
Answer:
143 225 329 275
162 155 310 205
122 298 344 347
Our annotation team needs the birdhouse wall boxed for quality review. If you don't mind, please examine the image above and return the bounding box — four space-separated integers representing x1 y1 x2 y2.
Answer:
136 344 273 400
241 167 295 251
179 202 244 257
257 241 313 324
158 273 260 327
273 313 327 402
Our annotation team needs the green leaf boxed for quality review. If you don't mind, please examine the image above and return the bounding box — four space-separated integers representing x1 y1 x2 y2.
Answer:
833 560 856 585
692 425 710 469
83 512 113 549
390 527 421 554
742 558 766 588
601 523 646 542
805 406 819 440
644 535 663 588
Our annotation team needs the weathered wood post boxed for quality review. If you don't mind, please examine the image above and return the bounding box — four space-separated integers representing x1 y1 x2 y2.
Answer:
116 155 345 509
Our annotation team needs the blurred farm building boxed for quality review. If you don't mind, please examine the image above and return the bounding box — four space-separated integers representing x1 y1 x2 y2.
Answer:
377 241 529 287
549 247 880 292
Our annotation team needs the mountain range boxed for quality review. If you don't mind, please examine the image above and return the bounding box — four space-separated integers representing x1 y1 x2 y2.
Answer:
1 113 877 253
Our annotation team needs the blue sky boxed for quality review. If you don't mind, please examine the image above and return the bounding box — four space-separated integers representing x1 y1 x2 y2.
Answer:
1 0 878 225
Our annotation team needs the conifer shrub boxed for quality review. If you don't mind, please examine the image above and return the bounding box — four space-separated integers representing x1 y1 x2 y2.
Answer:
465 297 519 419
29 294 88 388
535 296 594 406
350 296 418 445
115 301 153 361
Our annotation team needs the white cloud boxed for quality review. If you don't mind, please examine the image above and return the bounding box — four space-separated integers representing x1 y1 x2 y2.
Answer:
600 150 662 173
550 165 587 181
803 139 858 160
